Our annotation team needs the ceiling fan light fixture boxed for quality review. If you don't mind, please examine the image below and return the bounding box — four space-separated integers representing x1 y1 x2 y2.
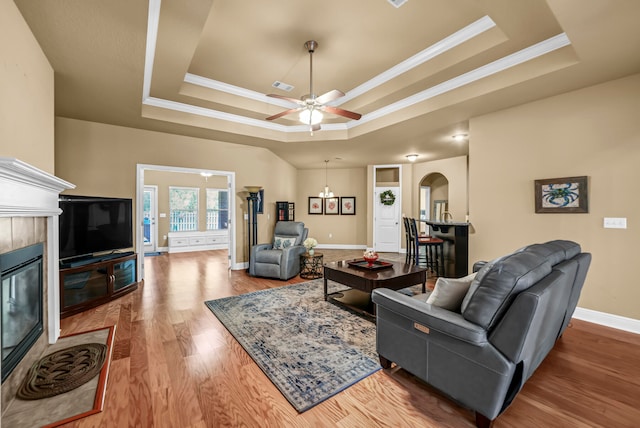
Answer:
405 154 418 162
299 108 323 125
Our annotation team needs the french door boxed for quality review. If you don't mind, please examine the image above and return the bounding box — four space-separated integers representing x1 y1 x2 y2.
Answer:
143 185 158 253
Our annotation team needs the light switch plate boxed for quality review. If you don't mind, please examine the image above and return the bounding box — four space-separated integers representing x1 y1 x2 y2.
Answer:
603 217 627 229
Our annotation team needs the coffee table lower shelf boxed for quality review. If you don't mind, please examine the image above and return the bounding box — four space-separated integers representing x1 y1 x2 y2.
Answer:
323 259 427 317
326 289 376 319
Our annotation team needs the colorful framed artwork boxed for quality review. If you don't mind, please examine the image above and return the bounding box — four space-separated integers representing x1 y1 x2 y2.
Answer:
340 197 356 215
324 197 339 215
308 197 323 215
534 176 588 213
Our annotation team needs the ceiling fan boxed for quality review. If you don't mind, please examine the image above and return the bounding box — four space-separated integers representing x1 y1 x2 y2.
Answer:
266 40 362 134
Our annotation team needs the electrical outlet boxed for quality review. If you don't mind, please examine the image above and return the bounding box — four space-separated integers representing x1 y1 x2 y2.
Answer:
603 217 627 229
329 233 332 238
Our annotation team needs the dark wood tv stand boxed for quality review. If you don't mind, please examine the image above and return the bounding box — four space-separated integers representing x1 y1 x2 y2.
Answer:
59 253 138 318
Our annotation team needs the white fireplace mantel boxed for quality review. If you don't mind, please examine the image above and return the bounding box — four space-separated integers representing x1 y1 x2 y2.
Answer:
0 157 74 217
0 157 75 343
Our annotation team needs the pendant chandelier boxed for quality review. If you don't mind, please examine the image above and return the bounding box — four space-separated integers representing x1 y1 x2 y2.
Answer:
318 160 334 198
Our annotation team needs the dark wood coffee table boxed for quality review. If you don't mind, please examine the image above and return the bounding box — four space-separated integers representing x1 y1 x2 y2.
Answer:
323 259 427 316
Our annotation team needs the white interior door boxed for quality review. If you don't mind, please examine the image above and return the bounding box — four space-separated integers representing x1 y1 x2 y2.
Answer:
374 186 401 252
143 185 158 253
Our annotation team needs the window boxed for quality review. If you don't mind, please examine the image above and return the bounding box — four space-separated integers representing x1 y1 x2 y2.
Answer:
169 187 198 231
206 188 229 230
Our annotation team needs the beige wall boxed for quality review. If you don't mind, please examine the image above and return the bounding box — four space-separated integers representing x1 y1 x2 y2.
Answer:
296 167 368 247
144 170 227 248
55 117 297 263
411 156 468 222
0 1 54 173
469 73 640 320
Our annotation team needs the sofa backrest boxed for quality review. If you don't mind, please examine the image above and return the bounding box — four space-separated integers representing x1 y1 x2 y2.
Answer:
273 221 307 246
462 240 586 332
461 252 552 330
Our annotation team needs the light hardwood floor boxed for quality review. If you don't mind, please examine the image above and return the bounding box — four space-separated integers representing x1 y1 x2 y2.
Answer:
58 249 640 427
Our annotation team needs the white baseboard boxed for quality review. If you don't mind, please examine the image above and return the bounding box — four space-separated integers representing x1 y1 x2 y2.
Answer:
233 262 248 271
573 307 640 334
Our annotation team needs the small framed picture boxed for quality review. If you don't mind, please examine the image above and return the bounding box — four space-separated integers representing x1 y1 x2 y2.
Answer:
308 197 323 215
324 197 339 215
340 197 356 215
534 176 588 213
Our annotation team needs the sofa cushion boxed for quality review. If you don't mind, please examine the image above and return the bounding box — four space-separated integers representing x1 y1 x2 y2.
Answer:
426 273 477 311
462 251 552 330
273 236 297 249
254 249 282 264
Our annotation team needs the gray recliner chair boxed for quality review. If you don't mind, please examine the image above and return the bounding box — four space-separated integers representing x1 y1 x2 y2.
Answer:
372 240 591 427
249 221 308 280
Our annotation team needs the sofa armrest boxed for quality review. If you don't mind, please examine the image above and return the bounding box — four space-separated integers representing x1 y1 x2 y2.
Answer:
279 245 307 279
249 243 272 276
372 288 487 345
472 261 488 273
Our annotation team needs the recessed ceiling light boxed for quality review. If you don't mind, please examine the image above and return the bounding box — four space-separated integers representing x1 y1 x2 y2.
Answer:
452 133 468 141
405 154 418 162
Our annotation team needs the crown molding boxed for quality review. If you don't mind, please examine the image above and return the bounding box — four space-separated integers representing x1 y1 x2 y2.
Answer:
358 33 571 125
142 0 571 138
336 15 496 106
183 73 296 109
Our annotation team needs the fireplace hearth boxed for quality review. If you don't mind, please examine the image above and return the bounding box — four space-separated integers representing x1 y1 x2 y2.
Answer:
1 243 44 382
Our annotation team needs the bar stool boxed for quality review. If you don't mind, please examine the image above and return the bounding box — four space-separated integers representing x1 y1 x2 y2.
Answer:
403 217 414 264
409 218 445 276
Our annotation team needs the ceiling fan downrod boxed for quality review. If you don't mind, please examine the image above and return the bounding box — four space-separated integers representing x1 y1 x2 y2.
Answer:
304 40 318 99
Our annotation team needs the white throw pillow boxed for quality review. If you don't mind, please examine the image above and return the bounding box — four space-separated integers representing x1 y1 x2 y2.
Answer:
426 272 477 311
273 236 297 249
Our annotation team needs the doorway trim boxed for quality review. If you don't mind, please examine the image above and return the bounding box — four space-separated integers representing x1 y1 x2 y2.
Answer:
136 163 236 281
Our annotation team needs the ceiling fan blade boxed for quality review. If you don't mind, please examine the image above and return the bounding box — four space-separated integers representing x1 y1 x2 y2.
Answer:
266 94 304 105
320 105 362 120
266 107 303 121
315 89 345 105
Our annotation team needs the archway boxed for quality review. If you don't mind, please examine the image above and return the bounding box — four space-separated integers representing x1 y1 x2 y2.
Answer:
419 172 449 234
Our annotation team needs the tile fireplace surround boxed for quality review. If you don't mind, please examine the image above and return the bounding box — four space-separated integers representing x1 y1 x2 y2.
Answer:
0 157 74 413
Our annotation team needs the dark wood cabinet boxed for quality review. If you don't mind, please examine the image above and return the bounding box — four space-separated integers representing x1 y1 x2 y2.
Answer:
276 201 295 221
59 253 138 318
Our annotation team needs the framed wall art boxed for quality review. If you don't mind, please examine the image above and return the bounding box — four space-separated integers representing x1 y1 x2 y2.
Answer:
534 176 588 213
324 197 339 215
308 197 323 215
340 197 356 215
256 189 264 214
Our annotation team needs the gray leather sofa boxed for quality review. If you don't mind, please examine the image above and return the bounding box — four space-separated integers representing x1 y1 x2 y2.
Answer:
371 240 591 427
249 221 308 280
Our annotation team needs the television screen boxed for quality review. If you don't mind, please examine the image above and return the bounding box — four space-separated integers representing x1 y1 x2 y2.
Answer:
59 196 133 260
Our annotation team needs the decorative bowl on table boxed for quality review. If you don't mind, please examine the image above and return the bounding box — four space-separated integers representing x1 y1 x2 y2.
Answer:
363 251 379 267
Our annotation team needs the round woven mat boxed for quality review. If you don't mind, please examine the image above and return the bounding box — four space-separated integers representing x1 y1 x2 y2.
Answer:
17 343 107 400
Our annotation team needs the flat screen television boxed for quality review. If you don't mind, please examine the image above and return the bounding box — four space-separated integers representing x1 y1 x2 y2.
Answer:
59 196 133 260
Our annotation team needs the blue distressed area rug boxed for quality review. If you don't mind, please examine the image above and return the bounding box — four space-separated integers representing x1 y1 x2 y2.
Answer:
204 279 381 412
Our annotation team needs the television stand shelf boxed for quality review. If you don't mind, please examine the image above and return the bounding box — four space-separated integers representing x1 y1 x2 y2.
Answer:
59 253 138 318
